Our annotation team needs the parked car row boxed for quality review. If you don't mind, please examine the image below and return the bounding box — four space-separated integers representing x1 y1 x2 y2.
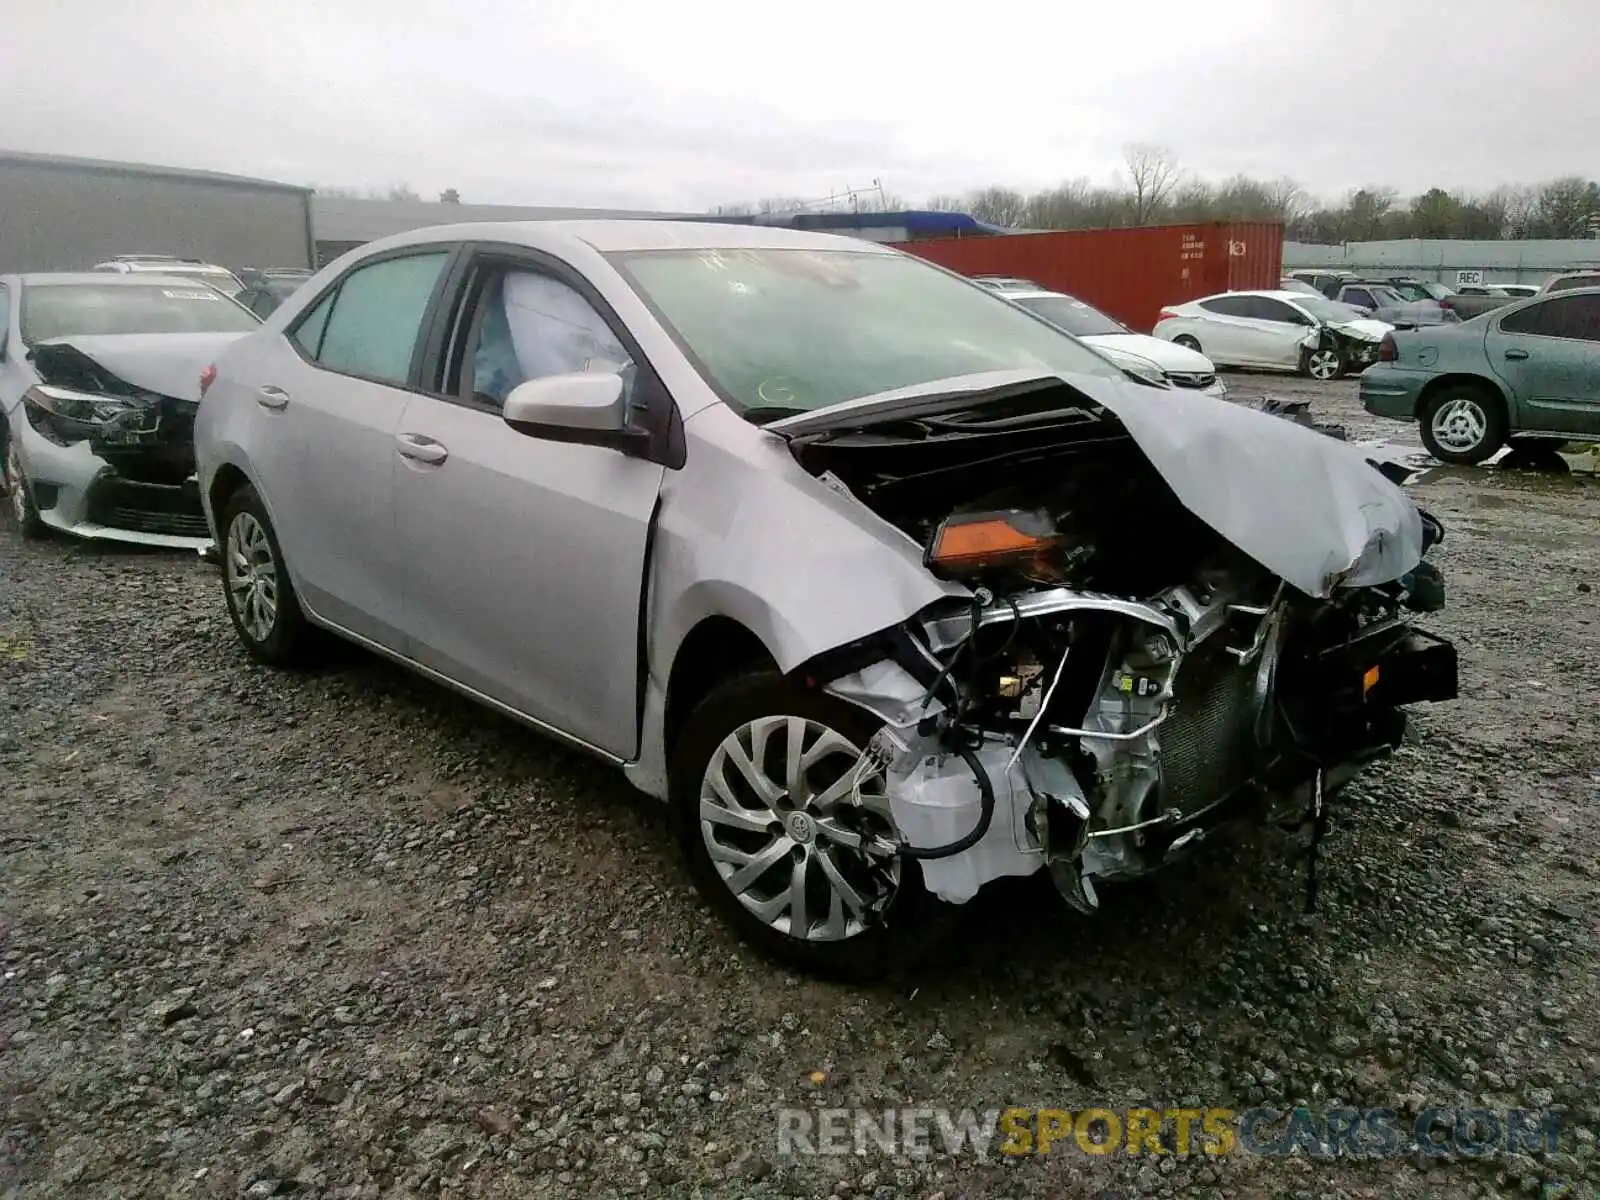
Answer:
3 220 1461 977
1153 290 1391 379
1360 286 1600 463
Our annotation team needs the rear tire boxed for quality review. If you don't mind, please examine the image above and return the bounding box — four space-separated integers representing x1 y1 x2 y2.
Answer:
669 672 945 980
5 433 48 541
220 483 314 665
1173 335 1202 353
1418 385 1507 465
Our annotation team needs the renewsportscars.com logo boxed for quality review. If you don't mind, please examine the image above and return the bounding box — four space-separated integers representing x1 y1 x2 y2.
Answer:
776 1105 1562 1161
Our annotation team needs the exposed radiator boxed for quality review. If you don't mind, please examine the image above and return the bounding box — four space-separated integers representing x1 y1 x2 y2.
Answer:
1157 647 1258 817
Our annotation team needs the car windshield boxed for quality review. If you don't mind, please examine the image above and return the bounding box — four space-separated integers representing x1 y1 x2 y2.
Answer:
1421 282 1454 300
21 282 261 343
1011 294 1127 337
1291 295 1368 324
1370 286 1408 305
609 248 1123 418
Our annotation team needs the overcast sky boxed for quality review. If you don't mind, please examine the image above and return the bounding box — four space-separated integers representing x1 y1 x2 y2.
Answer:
1 0 1592 212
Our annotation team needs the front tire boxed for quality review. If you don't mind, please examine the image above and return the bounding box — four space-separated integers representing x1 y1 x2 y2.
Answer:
1418 385 1506 465
669 673 941 980
5 433 48 541
1302 345 1345 381
220 483 313 665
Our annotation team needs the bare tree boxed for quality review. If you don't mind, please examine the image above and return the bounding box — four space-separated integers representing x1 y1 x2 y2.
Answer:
1122 144 1180 225
964 186 1031 228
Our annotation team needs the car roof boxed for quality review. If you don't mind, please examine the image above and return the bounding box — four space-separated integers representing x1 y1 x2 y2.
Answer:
101 259 235 271
1198 289 1309 302
366 218 901 258
988 288 1072 301
13 271 234 288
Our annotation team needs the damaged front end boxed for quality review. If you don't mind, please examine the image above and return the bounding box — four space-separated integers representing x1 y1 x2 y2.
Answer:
781 376 1457 919
17 341 213 547
1307 322 1384 376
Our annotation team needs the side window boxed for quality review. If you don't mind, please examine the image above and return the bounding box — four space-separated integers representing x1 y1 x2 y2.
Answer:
462 267 631 408
290 288 337 358
1200 296 1249 318
0 284 9 351
1342 289 1375 308
1250 297 1303 324
1503 295 1600 341
313 252 450 385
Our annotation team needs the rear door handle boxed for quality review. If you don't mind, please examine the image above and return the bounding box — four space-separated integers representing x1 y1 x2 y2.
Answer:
256 386 290 410
1504 349 1529 360
396 433 448 465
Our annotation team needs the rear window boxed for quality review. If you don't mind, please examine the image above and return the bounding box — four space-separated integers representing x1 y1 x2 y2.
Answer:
1012 295 1126 337
1547 274 1600 294
20 283 260 343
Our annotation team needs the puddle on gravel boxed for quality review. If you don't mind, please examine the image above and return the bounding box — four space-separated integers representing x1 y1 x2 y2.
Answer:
1350 436 1598 490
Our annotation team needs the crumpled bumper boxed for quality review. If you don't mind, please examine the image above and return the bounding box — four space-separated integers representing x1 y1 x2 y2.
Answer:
13 413 212 551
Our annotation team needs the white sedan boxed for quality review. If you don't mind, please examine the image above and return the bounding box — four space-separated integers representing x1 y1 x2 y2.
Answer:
995 288 1227 397
1153 290 1392 380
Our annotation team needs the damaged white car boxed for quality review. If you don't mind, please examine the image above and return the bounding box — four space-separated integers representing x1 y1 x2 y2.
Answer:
194 222 1458 978
2 273 260 547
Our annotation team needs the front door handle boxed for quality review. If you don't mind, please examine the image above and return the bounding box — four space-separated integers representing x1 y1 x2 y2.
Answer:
256 386 290 411
1504 348 1529 360
396 433 448 465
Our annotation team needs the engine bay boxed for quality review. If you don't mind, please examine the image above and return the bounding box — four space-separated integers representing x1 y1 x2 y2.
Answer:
785 387 1458 919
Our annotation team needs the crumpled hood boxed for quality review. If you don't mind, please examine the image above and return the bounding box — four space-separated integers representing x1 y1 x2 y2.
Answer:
31 332 248 402
1328 318 1392 342
767 369 1423 598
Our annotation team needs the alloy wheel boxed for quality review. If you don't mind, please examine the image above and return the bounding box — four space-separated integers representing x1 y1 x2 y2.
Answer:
226 511 279 643
1430 396 1488 454
1307 349 1342 380
699 714 900 942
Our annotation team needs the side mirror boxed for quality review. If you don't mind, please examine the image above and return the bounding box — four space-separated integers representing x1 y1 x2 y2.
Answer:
502 371 647 452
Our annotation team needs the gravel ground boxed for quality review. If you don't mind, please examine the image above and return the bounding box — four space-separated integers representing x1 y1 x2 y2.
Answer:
3 377 1599 1200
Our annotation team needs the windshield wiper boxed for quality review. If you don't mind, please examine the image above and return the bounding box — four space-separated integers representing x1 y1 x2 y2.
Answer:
744 406 813 426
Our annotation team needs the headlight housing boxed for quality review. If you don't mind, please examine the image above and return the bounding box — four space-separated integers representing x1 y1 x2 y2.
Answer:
23 384 147 445
1098 348 1169 388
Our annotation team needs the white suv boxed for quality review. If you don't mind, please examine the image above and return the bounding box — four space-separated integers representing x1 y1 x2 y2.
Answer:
92 255 245 297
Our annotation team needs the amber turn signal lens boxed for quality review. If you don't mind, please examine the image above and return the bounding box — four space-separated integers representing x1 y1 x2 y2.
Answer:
926 510 1057 574
1363 665 1380 695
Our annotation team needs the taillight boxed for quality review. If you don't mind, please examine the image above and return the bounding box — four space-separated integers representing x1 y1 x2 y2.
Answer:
1157 308 1181 322
1378 334 1398 363
199 363 217 396
1438 297 1454 310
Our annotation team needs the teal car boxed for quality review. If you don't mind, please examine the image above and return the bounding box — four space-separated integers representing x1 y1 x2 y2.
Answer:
1360 287 1600 464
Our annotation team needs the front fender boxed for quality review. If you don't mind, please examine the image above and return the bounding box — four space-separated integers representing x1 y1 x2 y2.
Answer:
645 413 968 688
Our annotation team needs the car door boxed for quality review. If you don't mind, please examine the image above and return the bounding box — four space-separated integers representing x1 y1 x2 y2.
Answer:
1487 295 1600 435
237 246 456 646
1243 297 1315 367
391 248 672 758
1192 296 1259 364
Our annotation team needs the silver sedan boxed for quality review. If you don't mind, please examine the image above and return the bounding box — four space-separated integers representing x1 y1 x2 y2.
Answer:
195 221 1458 978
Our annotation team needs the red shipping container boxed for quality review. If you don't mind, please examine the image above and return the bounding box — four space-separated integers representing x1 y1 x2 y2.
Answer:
891 221 1283 335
